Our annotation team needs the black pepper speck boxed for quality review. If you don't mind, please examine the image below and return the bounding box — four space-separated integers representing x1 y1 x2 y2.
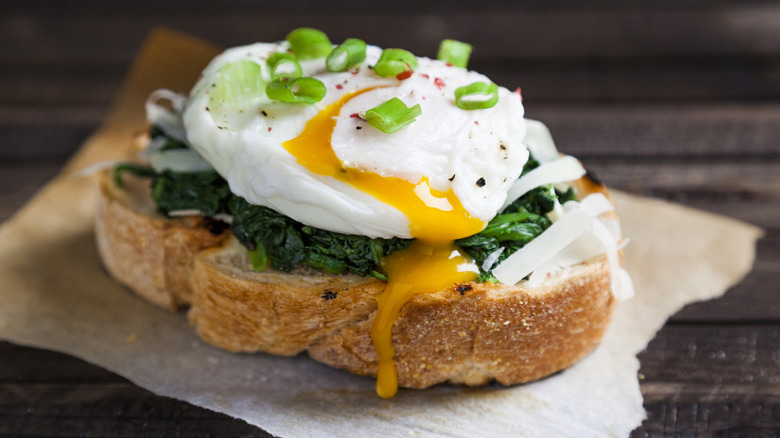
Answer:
476 177 486 187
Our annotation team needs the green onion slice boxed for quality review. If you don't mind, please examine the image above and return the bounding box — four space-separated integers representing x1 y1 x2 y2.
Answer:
266 77 327 104
208 60 265 129
374 48 418 78
437 39 472 68
365 98 422 133
213 60 265 108
286 27 332 60
248 241 269 271
266 52 303 80
454 81 499 110
326 38 367 72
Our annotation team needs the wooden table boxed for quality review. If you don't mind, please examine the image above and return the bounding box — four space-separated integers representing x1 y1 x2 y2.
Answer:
2 1 778 436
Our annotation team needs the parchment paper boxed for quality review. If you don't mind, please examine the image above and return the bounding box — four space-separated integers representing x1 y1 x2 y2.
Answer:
0 28 763 437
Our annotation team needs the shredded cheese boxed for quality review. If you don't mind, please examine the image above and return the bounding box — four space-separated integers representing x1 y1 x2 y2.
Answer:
146 89 189 143
501 155 586 211
523 119 560 163
493 192 632 300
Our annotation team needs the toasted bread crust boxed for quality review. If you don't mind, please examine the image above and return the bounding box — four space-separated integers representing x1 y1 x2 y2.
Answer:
190 238 614 388
96 166 618 389
95 171 229 310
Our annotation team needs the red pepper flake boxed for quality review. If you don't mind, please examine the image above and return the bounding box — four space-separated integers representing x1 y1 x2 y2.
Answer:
350 113 360 118
351 68 360 75
336 84 343 90
547 272 551 278
421 73 430 79
445 62 453 67
396 69 412 80
515 87 523 101
268 127 272 132
434 77 445 89
396 62 414 80
474 120 480 125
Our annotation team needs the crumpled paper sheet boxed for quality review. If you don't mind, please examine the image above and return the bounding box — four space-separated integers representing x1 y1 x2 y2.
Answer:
0 28 763 437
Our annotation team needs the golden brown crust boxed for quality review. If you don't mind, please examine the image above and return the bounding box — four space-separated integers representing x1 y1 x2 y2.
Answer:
189 238 385 355
96 166 618 389
190 238 614 389
94 170 229 310
311 259 613 388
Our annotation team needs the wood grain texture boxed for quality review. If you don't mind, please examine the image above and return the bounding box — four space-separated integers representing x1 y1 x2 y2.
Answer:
1 1 778 436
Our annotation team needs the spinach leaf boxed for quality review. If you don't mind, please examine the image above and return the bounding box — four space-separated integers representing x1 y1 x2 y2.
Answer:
151 170 232 217
229 196 410 279
228 196 306 272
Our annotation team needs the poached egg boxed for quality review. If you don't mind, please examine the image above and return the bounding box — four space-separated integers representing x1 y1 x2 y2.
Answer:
183 42 529 241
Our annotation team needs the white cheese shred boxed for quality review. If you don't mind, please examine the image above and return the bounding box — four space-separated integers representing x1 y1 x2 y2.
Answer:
492 208 594 285
481 247 505 272
146 89 189 144
501 155 586 211
148 149 214 173
523 119 560 163
167 209 203 217
493 193 632 300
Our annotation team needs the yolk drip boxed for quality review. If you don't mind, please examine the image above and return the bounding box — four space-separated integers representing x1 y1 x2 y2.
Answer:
373 240 478 398
283 89 482 398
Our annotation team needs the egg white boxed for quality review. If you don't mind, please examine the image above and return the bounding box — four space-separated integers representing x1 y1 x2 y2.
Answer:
183 42 529 239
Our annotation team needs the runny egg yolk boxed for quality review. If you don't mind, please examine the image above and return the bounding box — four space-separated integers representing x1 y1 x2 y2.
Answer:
283 89 483 398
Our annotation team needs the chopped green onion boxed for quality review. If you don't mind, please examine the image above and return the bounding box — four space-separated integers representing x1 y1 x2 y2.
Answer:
266 77 327 104
365 98 422 133
437 39 472 68
286 27 332 60
266 52 302 80
374 48 418 78
248 241 269 271
454 81 499 110
326 38 367 72
208 60 265 129
213 60 265 108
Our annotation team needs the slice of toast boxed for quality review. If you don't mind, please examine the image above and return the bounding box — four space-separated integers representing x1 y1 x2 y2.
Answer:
95 167 617 389
190 236 614 389
95 170 229 310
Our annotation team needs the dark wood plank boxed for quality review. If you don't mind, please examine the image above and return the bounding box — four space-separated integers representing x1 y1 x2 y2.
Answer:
3 4 780 107
5 5 780 59
636 389 780 437
638 324 780 385
0 385 269 437
0 164 62 223
635 324 780 436
530 104 780 158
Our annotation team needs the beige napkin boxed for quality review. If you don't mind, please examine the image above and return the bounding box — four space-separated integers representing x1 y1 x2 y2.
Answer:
0 28 763 437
